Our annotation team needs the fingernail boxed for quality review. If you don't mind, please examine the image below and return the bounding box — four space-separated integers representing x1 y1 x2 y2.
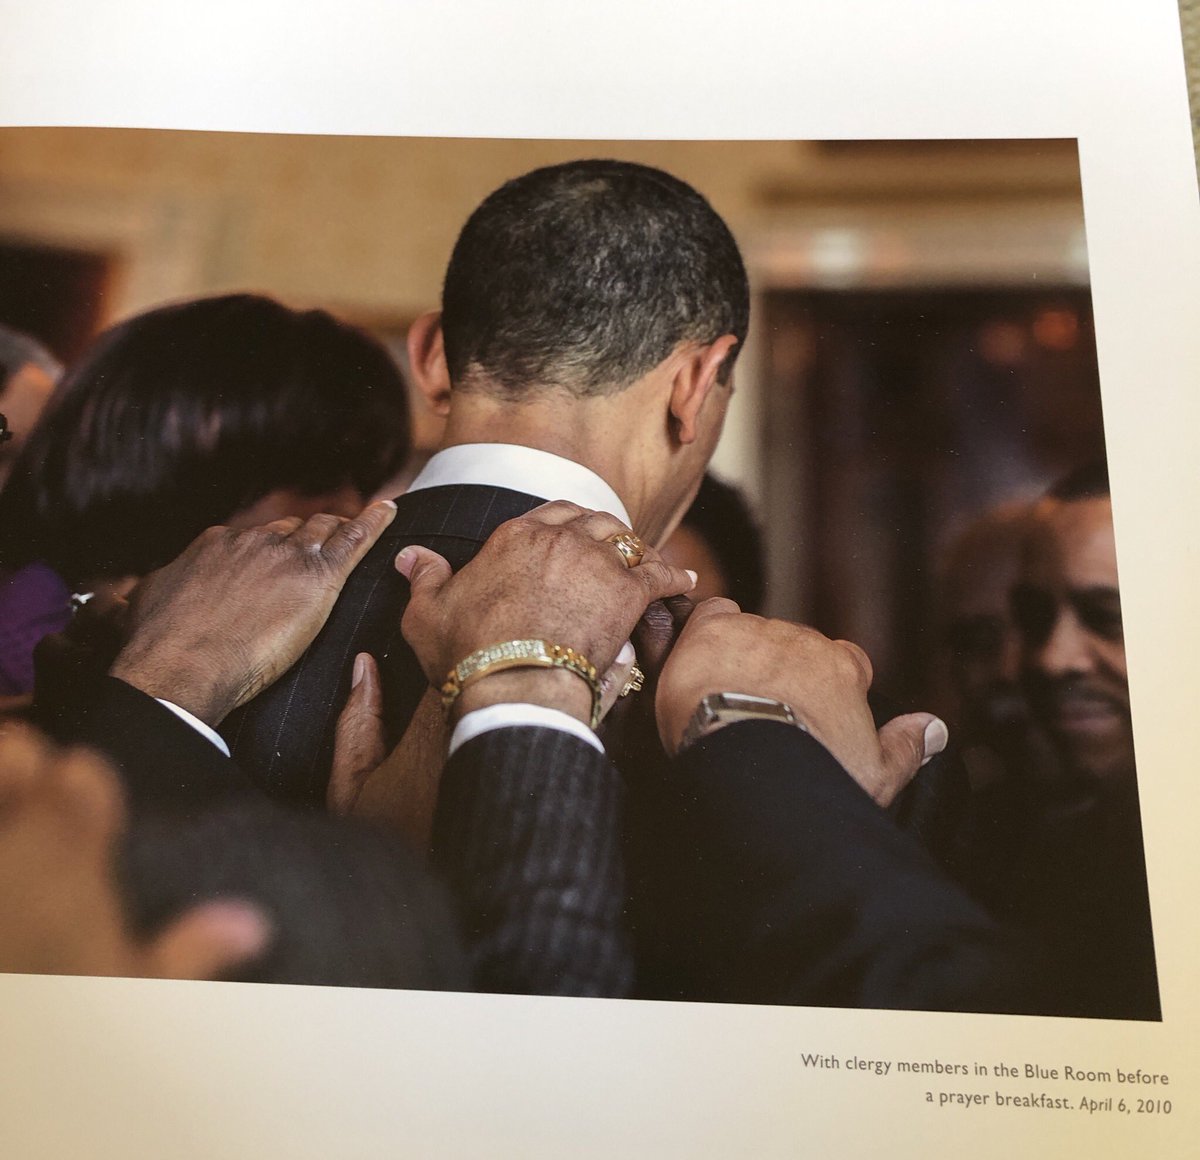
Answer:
381 498 397 509
685 569 698 588
616 640 635 665
920 717 949 766
396 547 415 577
352 653 367 688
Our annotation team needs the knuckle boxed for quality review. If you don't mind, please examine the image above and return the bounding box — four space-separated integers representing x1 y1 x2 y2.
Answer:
580 510 613 531
832 642 871 687
493 516 525 541
336 521 367 552
636 561 667 592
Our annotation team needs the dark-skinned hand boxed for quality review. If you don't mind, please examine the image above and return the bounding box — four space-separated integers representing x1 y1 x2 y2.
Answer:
397 501 694 726
656 598 949 807
109 500 397 728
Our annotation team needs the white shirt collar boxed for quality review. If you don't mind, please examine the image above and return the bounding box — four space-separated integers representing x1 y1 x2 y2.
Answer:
407 443 632 528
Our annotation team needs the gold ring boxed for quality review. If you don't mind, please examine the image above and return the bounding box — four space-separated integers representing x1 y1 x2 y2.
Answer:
619 664 645 698
606 531 646 568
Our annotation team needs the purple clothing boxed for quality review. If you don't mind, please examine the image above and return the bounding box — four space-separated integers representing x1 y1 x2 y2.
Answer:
0 562 72 696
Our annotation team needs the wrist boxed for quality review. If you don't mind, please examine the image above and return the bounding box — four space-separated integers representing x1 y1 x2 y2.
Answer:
110 647 241 728
440 639 602 728
454 668 593 725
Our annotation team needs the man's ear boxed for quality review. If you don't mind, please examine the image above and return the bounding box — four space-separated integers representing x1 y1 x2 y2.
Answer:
668 335 739 444
406 310 451 417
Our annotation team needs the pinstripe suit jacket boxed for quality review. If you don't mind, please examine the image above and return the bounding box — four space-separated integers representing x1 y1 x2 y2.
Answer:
222 484 546 805
58 676 632 996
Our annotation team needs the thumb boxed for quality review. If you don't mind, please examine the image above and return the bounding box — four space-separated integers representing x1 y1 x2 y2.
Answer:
329 652 387 813
139 899 273 981
395 545 453 604
874 713 949 806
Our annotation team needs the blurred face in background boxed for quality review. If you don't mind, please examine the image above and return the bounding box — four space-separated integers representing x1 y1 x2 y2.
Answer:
1012 495 1133 789
0 362 56 485
940 506 1033 745
228 483 367 527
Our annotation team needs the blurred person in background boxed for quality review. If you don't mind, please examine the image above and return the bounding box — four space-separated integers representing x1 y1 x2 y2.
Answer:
939 502 1034 754
369 338 449 499
0 722 466 990
0 293 410 706
0 724 272 981
1007 462 1158 1019
0 326 63 712
935 501 1061 905
659 472 766 613
0 324 61 489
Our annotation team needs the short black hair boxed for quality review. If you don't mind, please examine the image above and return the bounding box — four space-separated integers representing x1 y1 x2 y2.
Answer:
441 159 750 397
0 294 410 583
1048 460 1110 502
681 473 766 614
121 800 468 990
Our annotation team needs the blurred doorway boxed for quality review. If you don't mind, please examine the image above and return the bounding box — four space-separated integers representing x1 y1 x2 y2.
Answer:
0 239 112 363
759 286 1104 707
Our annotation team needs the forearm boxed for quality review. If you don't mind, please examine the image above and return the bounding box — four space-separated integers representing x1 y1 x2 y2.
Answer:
667 721 1033 1012
35 675 259 812
431 725 633 998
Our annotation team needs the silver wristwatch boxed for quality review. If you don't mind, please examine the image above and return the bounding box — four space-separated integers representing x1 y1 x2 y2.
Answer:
678 692 804 752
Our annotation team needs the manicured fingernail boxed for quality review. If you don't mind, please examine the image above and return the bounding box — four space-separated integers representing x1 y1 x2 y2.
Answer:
396 547 415 577
685 569 698 588
616 640 635 665
381 498 397 509
920 717 949 766
352 653 367 688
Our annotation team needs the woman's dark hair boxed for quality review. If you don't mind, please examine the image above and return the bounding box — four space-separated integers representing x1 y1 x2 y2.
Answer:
0 294 410 584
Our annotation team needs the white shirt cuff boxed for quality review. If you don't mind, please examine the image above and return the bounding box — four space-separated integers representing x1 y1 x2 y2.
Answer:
449 703 604 756
154 698 231 758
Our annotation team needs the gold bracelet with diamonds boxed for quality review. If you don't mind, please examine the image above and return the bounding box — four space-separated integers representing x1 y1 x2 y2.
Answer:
440 639 602 729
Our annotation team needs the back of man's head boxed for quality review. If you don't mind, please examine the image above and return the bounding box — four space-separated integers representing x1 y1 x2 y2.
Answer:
122 800 467 990
441 159 750 398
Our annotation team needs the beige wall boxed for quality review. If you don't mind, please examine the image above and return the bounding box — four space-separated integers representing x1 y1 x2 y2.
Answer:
0 130 1090 498
0 131 1083 324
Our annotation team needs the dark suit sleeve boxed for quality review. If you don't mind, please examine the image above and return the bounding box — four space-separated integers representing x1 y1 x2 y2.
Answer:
38 675 259 812
663 721 1033 1012
431 725 633 999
